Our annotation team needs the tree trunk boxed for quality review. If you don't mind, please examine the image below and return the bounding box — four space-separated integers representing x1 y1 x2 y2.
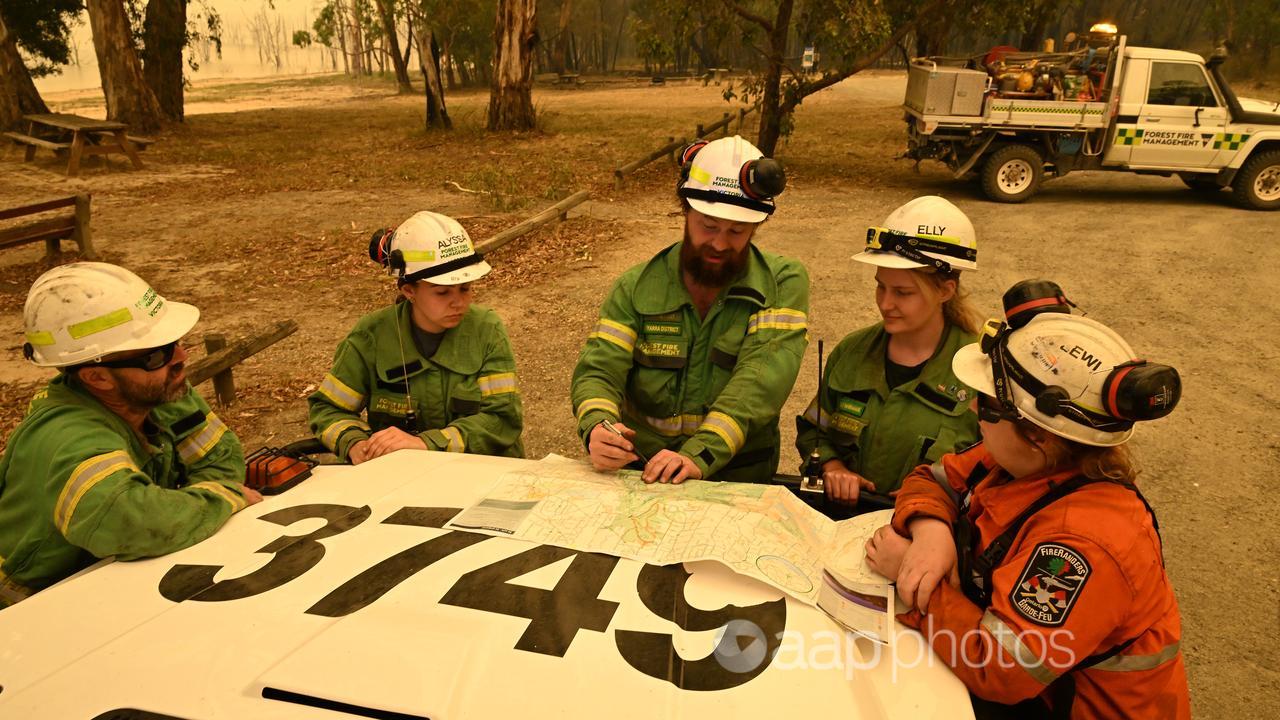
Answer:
487 0 538 131
143 0 186 122
0 8 49 130
339 0 364 75
553 0 573 73
754 0 794 156
414 24 451 129
86 0 164 134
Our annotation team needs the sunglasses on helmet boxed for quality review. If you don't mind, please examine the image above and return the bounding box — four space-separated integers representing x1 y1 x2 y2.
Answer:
89 341 179 372
977 393 1020 424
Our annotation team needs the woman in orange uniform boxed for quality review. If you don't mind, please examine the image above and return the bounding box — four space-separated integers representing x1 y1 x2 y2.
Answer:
865 280 1189 719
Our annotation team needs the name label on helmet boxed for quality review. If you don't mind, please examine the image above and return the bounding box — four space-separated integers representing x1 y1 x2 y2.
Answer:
1060 344 1103 372
917 225 946 235
438 234 471 260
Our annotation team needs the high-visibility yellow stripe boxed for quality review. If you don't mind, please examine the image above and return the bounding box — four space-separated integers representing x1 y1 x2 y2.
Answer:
55 450 137 534
699 411 746 453
319 373 364 411
67 307 133 340
24 330 54 346
189 481 246 512
576 397 620 420
319 419 370 451
981 612 1058 685
478 372 518 396
177 413 229 464
441 426 465 453
590 318 637 352
401 250 437 262
746 308 808 334
1090 642 1181 673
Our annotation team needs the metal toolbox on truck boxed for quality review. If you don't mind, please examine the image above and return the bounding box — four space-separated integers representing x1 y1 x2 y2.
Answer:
905 60 988 116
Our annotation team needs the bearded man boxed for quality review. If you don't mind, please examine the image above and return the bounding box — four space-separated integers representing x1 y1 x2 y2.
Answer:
571 136 810 484
0 263 260 606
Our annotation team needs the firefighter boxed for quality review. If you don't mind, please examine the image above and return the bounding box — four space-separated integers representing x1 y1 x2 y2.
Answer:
796 195 981 506
309 211 523 463
571 135 808 484
865 281 1189 719
0 263 260 607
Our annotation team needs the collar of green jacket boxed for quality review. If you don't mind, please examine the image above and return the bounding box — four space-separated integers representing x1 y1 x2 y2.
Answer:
631 242 778 315
827 322 975 416
375 302 485 382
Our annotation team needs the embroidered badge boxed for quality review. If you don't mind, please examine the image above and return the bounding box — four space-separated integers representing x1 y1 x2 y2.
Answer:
837 396 867 418
643 322 683 336
1010 543 1091 626
373 396 411 415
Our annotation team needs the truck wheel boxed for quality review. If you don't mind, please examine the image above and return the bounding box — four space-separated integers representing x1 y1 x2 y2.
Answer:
981 145 1044 203
1232 150 1280 210
1180 174 1222 193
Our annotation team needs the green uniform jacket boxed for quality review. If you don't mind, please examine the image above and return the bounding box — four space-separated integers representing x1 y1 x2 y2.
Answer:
572 242 810 483
795 322 980 493
309 302 523 461
0 377 251 605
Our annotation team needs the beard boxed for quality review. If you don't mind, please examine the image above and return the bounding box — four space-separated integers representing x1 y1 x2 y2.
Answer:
111 364 188 409
680 226 750 288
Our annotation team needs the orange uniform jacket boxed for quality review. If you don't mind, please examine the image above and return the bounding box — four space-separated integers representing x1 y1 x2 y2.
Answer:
892 444 1189 719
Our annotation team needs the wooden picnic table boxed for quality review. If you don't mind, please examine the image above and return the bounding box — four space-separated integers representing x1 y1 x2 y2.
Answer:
5 113 145 177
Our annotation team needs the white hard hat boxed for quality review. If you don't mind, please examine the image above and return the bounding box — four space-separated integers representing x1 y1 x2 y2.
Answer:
854 196 978 272
23 262 199 368
677 135 786 224
370 211 492 286
953 313 1180 446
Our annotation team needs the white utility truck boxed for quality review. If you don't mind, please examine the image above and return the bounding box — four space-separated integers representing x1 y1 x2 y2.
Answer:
903 29 1280 209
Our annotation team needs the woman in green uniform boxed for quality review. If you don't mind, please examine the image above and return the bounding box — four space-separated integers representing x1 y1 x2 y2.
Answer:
308 211 523 463
796 196 980 506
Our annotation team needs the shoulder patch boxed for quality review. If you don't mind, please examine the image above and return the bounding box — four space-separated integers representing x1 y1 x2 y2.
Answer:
1010 543 1091 627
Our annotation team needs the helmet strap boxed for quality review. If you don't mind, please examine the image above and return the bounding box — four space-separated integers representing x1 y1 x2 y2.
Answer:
677 187 775 215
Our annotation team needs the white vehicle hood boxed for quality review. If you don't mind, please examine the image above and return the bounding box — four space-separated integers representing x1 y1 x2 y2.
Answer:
1238 96 1280 117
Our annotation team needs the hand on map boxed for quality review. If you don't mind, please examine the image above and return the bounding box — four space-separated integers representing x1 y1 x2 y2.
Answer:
891 518 957 613
356 428 428 463
864 524 911 579
822 459 876 505
588 421 641 470
642 450 702 484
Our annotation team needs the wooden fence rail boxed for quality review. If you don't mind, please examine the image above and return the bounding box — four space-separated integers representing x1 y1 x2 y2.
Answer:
614 136 687 190
474 190 591 254
189 319 300 406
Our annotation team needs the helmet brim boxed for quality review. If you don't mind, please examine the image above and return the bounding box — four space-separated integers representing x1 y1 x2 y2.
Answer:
688 197 769 224
952 343 996 395
35 300 201 367
851 250 927 269
425 259 492 286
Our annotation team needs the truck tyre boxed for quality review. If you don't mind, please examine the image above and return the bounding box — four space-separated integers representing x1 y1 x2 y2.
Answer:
1232 150 1280 210
981 145 1044 203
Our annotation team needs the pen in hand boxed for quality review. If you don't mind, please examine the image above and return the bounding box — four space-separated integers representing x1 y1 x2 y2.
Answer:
601 419 648 464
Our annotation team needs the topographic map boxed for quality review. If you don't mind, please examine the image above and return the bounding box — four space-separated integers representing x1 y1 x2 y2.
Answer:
447 459 889 607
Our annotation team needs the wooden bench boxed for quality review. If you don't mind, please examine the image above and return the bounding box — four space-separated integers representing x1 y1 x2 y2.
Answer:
91 131 154 151
3 131 72 160
0 195 96 261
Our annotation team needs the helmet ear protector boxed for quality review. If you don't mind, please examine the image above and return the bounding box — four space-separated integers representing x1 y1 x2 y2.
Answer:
979 281 1181 430
677 139 787 214
368 227 406 276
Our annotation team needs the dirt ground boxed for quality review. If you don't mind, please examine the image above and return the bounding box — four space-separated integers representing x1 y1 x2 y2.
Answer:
2 70 1278 716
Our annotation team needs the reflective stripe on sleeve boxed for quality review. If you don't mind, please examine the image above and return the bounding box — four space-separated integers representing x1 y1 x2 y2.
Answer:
429 427 465 453
746 308 807 334
55 450 138 534
928 460 964 508
478 372 518 396
801 396 830 428
177 413 229 464
319 419 371 451
980 611 1059 686
188 481 247 512
1090 641 1181 673
576 397 620 421
319 373 364 412
590 318 637 352
699 411 746 454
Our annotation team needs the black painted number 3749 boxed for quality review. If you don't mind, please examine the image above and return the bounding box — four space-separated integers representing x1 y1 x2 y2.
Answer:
158 503 786 691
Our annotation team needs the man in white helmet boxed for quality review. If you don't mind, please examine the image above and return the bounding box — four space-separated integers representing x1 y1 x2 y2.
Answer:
572 135 809 484
0 263 261 606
